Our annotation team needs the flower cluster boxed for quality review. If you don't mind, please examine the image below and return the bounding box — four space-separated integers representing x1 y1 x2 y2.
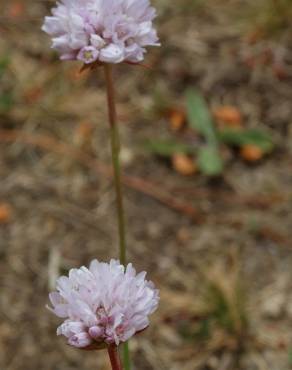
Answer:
42 0 159 64
48 259 159 348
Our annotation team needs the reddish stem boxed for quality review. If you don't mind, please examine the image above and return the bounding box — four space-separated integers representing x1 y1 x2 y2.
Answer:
108 345 123 370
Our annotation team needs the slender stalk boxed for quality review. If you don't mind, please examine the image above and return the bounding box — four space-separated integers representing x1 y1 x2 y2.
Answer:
104 64 126 264
104 64 130 370
108 346 123 370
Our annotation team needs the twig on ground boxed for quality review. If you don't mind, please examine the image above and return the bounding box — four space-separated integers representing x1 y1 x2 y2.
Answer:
0 129 202 222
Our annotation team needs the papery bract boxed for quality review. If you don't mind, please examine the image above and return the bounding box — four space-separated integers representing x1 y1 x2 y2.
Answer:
42 0 160 64
48 259 159 348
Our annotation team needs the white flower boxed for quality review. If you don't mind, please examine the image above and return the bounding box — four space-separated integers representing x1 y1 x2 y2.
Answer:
42 0 160 64
48 259 159 348
99 44 125 63
77 46 100 63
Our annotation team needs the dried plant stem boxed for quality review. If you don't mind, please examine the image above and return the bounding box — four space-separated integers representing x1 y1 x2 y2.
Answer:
104 64 130 370
108 346 123 370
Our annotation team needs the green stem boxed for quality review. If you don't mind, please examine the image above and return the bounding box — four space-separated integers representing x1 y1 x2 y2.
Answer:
104 64 126 264
122 344 130 370
104 64 131 370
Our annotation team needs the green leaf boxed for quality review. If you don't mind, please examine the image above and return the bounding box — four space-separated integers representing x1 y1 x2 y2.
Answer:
144 139 196 157
186 89 217 145
0 57 10 78
186 89 224 176
198 146 224 176
194 318 211 341
288 348 292 366
0 92 13 112
218 128 274 153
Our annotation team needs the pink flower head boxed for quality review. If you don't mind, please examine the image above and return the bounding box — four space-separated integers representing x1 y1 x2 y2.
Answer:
48 259 159 348
42 0 160 64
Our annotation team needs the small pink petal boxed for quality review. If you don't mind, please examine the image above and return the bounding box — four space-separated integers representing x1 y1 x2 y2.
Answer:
88 326 104 340
68 333 92 348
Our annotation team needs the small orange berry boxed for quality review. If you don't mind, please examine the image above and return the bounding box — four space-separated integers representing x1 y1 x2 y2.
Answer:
240 145 263 162
172 154 197 176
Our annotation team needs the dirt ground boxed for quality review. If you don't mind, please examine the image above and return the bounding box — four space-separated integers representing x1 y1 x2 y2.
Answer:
1 0 292 369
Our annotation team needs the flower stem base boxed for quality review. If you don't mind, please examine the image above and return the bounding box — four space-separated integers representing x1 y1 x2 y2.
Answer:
108 345 123 370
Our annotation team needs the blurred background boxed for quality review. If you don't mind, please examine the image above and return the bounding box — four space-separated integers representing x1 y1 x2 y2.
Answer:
1 0 292 369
